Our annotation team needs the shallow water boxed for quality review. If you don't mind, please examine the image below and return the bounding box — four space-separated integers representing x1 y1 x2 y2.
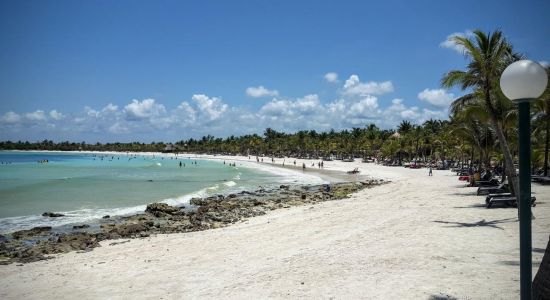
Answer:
0 151 322 233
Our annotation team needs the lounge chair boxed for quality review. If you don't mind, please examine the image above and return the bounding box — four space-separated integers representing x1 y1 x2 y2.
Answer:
470 178 499 187
477 183 508 195
485 192 512 202
485 195 536 208
534 176 550 185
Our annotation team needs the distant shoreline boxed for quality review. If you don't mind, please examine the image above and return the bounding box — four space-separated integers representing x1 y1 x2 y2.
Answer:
1 149 361 184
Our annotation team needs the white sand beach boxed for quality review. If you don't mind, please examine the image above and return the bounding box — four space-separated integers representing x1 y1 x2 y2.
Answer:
0 157 548 299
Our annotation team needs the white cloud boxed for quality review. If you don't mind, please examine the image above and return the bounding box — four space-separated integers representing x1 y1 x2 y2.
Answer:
1 111 21 124
259 99 292 117
440 30 473 53
349 96 379 117
123 99 166 120
102 103 118 113
1 76 455 141
246 86 279 98
192 94 228 121
294 94 321 114
84 106 100 118
259 94 321 118
342 75 394 96
540 61 549 68
327 99 345 114
49 110 64 120
400 107 420 119
108 122 129 134
324 72 338 83
25 110 47 121
418 88 455 107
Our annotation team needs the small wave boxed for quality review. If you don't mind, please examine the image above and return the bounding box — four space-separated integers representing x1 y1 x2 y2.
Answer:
233 173 241 180
0 205 147 234
223 180 236 187
206 184 219 191
160 188 209 207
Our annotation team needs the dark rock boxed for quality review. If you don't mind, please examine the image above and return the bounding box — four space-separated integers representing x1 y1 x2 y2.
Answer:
55 232 100 251
145 203 181 217
102 215 110 219
106 223 150 238
227 194 237 198
301 194 307 200
12 226 52 240
190 198 209 206
42 212 65 218
280 185 290 190
72 224 90 230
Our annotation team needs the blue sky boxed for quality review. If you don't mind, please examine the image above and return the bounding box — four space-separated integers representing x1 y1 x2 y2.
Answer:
1 0 549 142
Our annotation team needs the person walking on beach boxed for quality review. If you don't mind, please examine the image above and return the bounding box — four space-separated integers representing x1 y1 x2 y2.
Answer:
302 163 306 170
428 165 433 176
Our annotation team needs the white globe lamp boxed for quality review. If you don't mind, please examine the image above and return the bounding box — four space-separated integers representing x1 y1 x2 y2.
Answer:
500 60 548 102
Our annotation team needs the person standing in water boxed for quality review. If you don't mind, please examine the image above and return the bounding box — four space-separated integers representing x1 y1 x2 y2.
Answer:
179 161 182 168
428 165 433 176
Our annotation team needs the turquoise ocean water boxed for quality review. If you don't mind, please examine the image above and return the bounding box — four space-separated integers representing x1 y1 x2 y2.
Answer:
0 151 323 233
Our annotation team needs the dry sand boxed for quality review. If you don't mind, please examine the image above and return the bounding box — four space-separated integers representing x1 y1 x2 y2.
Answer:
0 157 548 299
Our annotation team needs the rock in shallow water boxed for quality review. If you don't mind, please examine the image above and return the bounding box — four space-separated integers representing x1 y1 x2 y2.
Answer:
72 224 90 229
42 212 65 218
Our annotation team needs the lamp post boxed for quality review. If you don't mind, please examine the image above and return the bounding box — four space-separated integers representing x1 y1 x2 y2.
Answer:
500 60 548 300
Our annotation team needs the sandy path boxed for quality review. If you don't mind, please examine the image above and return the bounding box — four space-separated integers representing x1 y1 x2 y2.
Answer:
0 162 548 299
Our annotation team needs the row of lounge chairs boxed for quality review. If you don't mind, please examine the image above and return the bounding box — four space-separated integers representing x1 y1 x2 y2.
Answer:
449 168 538 208
475 183 537 208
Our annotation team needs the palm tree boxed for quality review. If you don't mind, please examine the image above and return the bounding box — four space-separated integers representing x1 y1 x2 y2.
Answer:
532 66 550 175
442 30 521 195
397 120 413 134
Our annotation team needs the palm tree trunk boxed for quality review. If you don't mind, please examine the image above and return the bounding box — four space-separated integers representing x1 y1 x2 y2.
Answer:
544 116 549 176
482 89 519 197
492 120 519 195
533 235 550 299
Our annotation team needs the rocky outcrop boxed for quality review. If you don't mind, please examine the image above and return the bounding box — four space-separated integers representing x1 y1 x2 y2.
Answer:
11 226 52 240
145 203 183 217
0 181 385 264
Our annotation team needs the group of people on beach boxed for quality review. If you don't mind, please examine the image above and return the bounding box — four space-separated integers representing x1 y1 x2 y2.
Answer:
252 155 326 171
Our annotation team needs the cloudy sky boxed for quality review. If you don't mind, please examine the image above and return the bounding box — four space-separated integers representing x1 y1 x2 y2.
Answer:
1 0 549 142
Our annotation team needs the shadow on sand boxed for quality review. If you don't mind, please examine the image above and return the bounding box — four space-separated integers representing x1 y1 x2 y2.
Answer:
428 294 458 300
452 203 488 209
433 218 516 230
